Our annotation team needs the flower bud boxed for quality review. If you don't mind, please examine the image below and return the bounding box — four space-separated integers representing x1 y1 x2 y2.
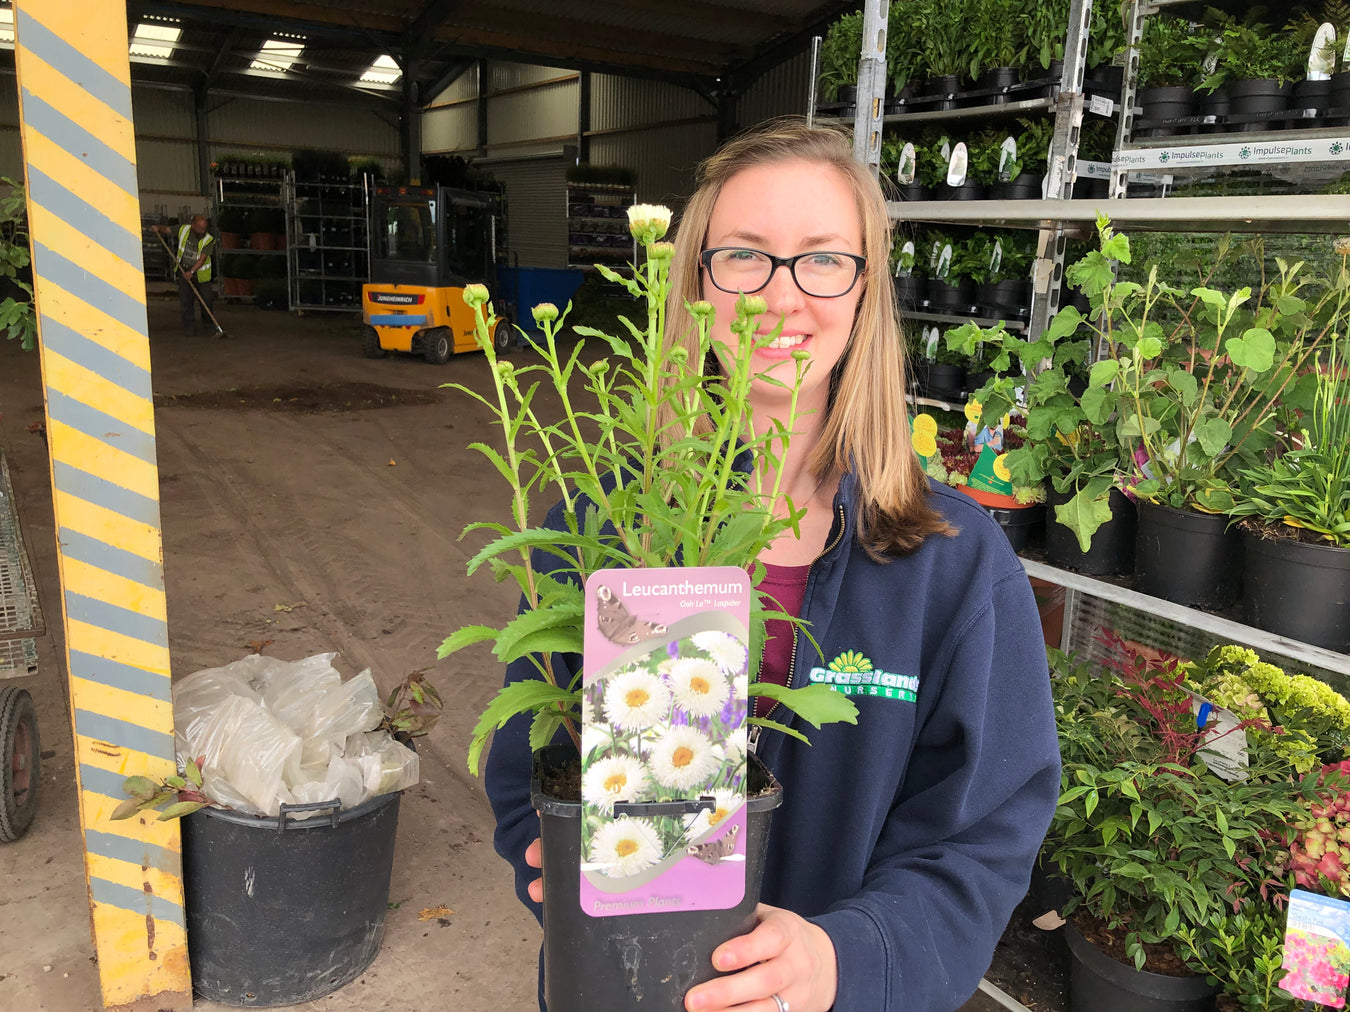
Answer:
1336 236 1350 256
669 347 689 366
589 360 609 377
531 302 559 324
627 203 672 244
689 300 715 321
647 241 675 262
735 294 768 318
496 361 514 379
463 284 490 307
791 349 810 362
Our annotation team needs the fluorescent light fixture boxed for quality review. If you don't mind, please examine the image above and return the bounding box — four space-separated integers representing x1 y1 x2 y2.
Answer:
130 17 181 61
360 54 401 85
251 36 304 73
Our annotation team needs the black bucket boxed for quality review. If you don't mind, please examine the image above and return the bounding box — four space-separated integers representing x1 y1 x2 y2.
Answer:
1242 530 1350 652
1135 501 1243 610
1065 921 1218 1012
1045 486 1137 576
183 791 401 1007
532 744 782 1012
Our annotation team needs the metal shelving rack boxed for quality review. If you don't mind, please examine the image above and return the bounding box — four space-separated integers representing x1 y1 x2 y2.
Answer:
566 182 636 272
212 175 288 300
286 176 371 312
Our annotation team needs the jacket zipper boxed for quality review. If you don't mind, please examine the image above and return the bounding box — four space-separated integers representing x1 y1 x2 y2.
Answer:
749 501 847 753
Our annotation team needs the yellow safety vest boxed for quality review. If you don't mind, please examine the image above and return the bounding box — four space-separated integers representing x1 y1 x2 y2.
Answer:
175 224 214 283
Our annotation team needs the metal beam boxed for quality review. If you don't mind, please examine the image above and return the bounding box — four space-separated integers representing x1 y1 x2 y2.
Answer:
577 69 590 164
721 0 856 90
403 0 462 54
420 56 472 107
15 2 191 1006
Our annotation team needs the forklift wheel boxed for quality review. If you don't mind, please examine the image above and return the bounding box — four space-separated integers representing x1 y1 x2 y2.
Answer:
0 686 39 842
493 314 513 354
361 326 386 359
424 327 453 365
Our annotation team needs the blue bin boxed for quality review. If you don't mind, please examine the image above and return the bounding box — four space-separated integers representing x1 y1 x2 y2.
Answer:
497 267 586 338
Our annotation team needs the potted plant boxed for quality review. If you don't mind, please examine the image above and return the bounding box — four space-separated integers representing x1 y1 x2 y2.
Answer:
1046 644 1311 1012
438 207 857 1011
1223 339 1350 651
882 136 929 201
890 234 926 311
818 10 862 105
912 0 972 107
974 232 1035 316
1025 0 1070 94
966 0 1029 103
988 118 1052 200
1135 14 1204 134
1198 12 1306 130
921 227 972 311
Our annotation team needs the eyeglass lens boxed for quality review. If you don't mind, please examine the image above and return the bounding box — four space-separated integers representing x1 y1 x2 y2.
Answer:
706 249 858 298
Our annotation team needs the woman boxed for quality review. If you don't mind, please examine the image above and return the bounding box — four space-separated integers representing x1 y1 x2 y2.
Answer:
486 118 1060 1012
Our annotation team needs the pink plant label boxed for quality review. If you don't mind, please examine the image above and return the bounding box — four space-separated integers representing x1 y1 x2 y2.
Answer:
579 566 752 918
1280 888 1350 1007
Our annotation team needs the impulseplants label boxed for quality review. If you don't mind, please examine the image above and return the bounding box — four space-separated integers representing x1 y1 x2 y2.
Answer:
579 566 752 918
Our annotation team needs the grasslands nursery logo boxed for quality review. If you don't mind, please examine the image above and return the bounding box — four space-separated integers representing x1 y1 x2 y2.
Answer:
809 650 919 702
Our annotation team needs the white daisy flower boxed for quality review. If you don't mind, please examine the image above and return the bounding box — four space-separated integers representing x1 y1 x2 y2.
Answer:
725 725 748 763
684 789 745 837
692 631 749 675
649 725 723 792
588 816 663 878
582 690 597 727
603 668 671 729
583 753 650 815
669 657 731 717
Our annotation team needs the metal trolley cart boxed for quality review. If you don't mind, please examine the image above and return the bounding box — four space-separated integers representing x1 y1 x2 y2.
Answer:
0 450 42 842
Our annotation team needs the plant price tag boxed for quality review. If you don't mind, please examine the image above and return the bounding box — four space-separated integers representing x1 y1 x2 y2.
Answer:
1280 889 1350 1007
1311 24 1337 80
579 566 752 917
947 142 968 187
897 142 917 185
1188 692 1249 781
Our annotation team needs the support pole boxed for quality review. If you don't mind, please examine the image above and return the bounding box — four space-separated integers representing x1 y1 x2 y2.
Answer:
14 2 191 1009
851 0 888 172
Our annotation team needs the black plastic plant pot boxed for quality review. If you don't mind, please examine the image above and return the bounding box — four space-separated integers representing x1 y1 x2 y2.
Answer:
834 85 857 105
893 182 931 202
926 278 975 312
1293 79 1331 117
988 503 1044 552
1136 86 1196 135
182 791 402 1007
1085 64 1123 99
1242 531 1350 652
1045 486 1137 576
965 368 994 395
976 279 1030 316
977 66 1020 105
1064 921 1219 1012
1198 89 1229 131
922 364 965 401
1039 60 1065 98
531 744 783 1012
1134 501 1244 611
893 274 927 310
1228 78 1292 117
991 172 1044 200
1071 177 1109 201
936 181 986 201
925 74 961 111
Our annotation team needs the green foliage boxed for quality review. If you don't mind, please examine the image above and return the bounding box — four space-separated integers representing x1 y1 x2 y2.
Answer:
113 759 208 821
441 222 859 774
0 178 34 352
819 10 863 101
966 0 1030 77
915 133 952 190
1136 15 1204 89
1197 10 1310 93
907 0 974 79
965 130 1007 186
1025 0 1070 70
1174 907 1303 1012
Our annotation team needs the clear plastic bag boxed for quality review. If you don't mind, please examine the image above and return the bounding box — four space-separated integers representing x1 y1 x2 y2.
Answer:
356 733 420 796
194 694 301 817
287 755 366 816
258 653 341 734
173 655 274 760
304 668 382 744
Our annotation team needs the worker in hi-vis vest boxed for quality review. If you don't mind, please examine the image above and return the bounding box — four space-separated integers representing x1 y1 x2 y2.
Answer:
162 214 216 336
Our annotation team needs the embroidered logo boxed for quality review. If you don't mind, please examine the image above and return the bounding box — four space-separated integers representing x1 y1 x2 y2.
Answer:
809 651 919 702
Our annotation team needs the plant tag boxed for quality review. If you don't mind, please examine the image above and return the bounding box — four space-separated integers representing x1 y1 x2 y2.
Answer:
1279 889 1350 1007
897 142 917 185
895 240 916 277
965 443 1014 497
947 142 968 187
580 566 752 917
989 238 1004 276
998 137 1017 182
1087 94 1115 117
936 243 953 280
1188 692 1249 781
910 413 938 463
940 138 951 163
924 326 940 359
1310 24 1337 79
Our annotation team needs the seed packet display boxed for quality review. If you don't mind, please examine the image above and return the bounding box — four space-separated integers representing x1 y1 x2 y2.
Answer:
1280 888 1350 1007
580 566 752 918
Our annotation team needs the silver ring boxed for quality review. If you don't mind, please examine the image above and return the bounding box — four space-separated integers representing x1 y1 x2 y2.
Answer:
770 995 789 1012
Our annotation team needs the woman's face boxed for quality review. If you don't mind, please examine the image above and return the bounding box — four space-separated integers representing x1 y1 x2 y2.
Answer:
702 158 864 413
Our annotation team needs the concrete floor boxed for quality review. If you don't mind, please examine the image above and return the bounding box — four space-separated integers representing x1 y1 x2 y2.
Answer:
0 296 1009 1012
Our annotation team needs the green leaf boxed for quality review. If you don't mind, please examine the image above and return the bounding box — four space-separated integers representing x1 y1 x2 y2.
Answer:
1045 306 1084 342
164 775 186 789
1084 790 1099 819
1088 359 1119 388
749 682 859 728
437 625 500 659
1225 327 1276 373
1194 417 1232 458
1166 368 1198 408
185 759 203 788
111 796 147 820
529 706 573 751
157 801 207 821
1136 335 1163 360
123 775 158 800
468 681 578 774
1080 387 1112 426
1054 487 1114 553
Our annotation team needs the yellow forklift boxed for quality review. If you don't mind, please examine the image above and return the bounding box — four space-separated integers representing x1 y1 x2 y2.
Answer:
362 185 513 363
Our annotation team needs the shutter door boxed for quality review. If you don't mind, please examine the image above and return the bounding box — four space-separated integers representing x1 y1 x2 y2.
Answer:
481 156 566 269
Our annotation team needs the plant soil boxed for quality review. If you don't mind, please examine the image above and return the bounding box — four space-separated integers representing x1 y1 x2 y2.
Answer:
1073 911 1194 976
1240 516 1341 548
153 381 441 412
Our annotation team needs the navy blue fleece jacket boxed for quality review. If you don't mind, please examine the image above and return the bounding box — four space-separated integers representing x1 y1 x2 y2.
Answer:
485 473 1061 1012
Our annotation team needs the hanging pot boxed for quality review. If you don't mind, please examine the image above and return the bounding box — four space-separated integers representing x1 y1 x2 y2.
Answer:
1045 486 1137 576
893 274 927 311
1064 921 1218 1012
991 172 1044 200
1241 529 1350 652
1136 86 1196 136
1135 501 1243 610
532 744 782 1012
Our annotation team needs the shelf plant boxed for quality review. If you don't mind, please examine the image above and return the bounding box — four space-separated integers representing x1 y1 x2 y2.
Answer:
819 10 863 102
966 0 1030 80
0 177 34 351
1197 11 1308 94
1135 14 1203 89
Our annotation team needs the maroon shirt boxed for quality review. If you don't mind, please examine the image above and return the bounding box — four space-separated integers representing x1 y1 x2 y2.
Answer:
755 562 811 718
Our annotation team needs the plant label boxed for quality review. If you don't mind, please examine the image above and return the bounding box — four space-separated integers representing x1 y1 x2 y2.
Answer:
935 243 952 280
894 240 916 278
924 326 940 360
897 142 917 185
1311 24 1337 79
947 142 968 187
579 566 752 917
989 238 1004 276
1280 889 1350 1007
998 137 1017 182
1188 693 1249 781
940 138 952 163
1087 94 1115 117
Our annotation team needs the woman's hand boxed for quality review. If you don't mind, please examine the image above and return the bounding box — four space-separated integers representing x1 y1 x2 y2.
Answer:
525 836 543 903
684 904 837 1012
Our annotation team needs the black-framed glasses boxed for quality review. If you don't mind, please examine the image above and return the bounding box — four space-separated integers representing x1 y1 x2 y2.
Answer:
699 247 866 299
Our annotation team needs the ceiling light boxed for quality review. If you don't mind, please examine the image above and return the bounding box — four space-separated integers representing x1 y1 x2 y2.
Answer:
360 54 402 85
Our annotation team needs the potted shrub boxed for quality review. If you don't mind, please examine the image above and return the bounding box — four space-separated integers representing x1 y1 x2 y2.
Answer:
1135 14 1204 134
1223 342 1350 651
818 10 862 105
1198 13 1306 131
438 208 858 1010
889 235 926 311
1070 218 1342 608
966 0 1029 103
1046 645 1310 1012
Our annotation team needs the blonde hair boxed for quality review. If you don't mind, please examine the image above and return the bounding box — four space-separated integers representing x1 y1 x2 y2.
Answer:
663 117 951 557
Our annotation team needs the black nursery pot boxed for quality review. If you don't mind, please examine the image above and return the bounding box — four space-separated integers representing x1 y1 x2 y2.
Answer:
976 278 1030 316
991 172 1044 200
1292 78 1331 118
922 363 966 401
1242 531 1350 652
926 277 975 312
1227 78 1292 130
532 745 783 1012
893 274 927 311
1330 71 1350 120
976 65 1020 105
1084 64 1123 99
1039 59 1064 98
1134 501 1243 610
988 503 1044 552
925 74 961 111
936 180 986 201
893 182 932 202
1136 86 1196 135
1065 921 1218 1012
1045 486 1137 576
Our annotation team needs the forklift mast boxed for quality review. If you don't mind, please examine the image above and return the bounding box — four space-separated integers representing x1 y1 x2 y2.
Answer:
369 185 506 290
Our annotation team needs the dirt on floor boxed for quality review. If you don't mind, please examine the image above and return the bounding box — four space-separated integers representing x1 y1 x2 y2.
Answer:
0 295 1067 1012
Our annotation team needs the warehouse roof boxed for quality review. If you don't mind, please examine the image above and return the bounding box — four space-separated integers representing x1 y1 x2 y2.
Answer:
102 0 856 108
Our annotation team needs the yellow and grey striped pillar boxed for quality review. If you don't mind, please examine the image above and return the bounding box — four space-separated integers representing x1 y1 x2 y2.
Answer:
15 1 192 1009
